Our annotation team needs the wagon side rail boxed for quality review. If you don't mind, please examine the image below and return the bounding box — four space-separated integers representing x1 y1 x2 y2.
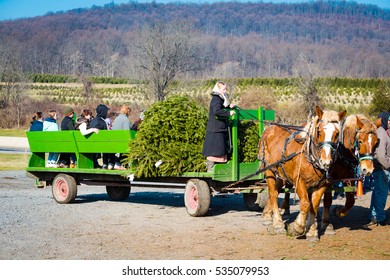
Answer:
26 130 136 171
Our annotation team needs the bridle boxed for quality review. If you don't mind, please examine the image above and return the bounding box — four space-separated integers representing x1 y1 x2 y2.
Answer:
306 119 340 171
339 123 378 170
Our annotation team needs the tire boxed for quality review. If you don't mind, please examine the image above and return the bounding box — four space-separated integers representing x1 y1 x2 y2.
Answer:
243 192 267 211
52 174 77 204
106 186 131 201
184 179 211 217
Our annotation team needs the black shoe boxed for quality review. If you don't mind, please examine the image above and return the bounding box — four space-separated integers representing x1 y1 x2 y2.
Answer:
378 220 388 226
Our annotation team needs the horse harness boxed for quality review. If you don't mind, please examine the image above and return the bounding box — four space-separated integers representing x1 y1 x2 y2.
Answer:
338 120 377 173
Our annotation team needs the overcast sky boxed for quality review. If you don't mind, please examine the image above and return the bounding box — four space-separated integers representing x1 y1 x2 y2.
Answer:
0 0 389 21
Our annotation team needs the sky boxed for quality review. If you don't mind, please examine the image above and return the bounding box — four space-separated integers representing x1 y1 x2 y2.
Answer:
0 0 389 21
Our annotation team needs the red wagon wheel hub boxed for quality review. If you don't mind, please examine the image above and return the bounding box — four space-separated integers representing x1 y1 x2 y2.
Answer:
55 179 68 198
187 186 199 209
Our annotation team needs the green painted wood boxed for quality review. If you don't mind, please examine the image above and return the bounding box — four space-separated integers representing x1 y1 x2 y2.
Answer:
26 107 275 183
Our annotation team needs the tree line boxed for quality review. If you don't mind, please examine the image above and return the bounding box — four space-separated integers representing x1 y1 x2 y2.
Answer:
0 0 389 81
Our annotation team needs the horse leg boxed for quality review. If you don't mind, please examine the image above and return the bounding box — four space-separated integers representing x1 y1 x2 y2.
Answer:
265 171 286 234
288 180 309 236
321 190 336 235
263 180 288 225
306 187 328 241
280 189 291 216
334 191 355 218
261 198 273 226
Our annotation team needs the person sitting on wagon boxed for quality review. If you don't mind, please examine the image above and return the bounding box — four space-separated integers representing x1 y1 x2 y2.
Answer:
90 104 115 169
111 105 132 170
42 109 59 168
58 106 76 168
131 111 144 131
29 111 44 131
75 109 99 136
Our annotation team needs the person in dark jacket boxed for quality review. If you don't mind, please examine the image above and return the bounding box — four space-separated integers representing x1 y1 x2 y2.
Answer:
29 111 44 131
90 104 110 130
58 106 76 167
365 112 390 227
202 81 235 172
61 106 75 131
90 104 115 169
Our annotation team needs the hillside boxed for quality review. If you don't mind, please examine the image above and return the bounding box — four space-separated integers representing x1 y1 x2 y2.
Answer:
0 1 389 79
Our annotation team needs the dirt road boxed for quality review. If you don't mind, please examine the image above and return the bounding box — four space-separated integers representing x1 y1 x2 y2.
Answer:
0 170 389 260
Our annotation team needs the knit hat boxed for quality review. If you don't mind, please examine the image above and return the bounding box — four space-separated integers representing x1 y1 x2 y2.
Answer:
64 106 74 116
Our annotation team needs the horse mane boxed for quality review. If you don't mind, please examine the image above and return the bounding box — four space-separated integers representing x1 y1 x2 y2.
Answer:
297 109 342 139
344 114 376 134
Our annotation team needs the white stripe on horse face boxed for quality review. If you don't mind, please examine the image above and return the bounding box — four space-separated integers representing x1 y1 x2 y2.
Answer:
367 133 373 152
323 122 337 158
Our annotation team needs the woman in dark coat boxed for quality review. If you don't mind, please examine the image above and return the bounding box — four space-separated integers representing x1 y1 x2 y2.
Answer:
202 81 235 172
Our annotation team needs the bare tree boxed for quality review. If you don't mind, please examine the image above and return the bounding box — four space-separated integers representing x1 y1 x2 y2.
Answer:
76 70 95 103
0 40 28 128
133 21 197 102
291 54 322 117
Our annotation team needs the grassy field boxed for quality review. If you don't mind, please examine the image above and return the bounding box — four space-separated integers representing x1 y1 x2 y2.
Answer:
0 154 30 171
0 129 28 137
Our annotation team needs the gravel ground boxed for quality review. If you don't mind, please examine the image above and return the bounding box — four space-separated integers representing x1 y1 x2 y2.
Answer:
0 170 389 260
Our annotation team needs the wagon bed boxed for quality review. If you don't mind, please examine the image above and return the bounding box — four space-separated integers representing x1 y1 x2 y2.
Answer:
26 107 275 216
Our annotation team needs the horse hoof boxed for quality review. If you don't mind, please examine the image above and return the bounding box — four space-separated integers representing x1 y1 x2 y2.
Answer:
306 235 319 242
322 223 336 235
274 226 286 235
280 208 290 216
287 223 304 237
262 219 272 226
333 206 347 218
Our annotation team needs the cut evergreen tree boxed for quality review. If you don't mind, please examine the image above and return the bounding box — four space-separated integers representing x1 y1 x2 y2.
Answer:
123 95 262 178
123 95 209 177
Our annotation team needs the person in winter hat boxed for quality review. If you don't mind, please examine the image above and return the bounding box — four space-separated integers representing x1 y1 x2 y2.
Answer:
90 104 115 169
202 81 236 172
58 106 76 167
90 104 110 130
366 112 390 227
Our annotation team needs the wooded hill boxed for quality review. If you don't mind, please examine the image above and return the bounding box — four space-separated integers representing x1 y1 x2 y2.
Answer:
0 0 389 79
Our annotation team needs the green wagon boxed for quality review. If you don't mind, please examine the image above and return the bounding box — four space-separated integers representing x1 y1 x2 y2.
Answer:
26 107 275 216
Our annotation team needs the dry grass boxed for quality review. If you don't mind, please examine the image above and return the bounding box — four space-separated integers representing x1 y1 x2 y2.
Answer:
0 129 27 137
0 154 30 171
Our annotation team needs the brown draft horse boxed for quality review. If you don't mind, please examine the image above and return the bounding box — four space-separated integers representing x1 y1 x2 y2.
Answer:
259 106 346 240
321 114 379 234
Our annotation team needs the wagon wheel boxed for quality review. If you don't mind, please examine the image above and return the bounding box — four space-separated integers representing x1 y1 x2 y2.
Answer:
52 173 77 204
184 179 211 217
243 192 267 211
106 186 131 201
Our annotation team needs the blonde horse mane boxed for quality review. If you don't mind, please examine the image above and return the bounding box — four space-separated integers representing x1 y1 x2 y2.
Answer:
298 109 342 139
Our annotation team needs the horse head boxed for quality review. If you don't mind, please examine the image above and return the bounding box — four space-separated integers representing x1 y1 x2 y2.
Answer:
311 106 346 170
352 115 379 176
